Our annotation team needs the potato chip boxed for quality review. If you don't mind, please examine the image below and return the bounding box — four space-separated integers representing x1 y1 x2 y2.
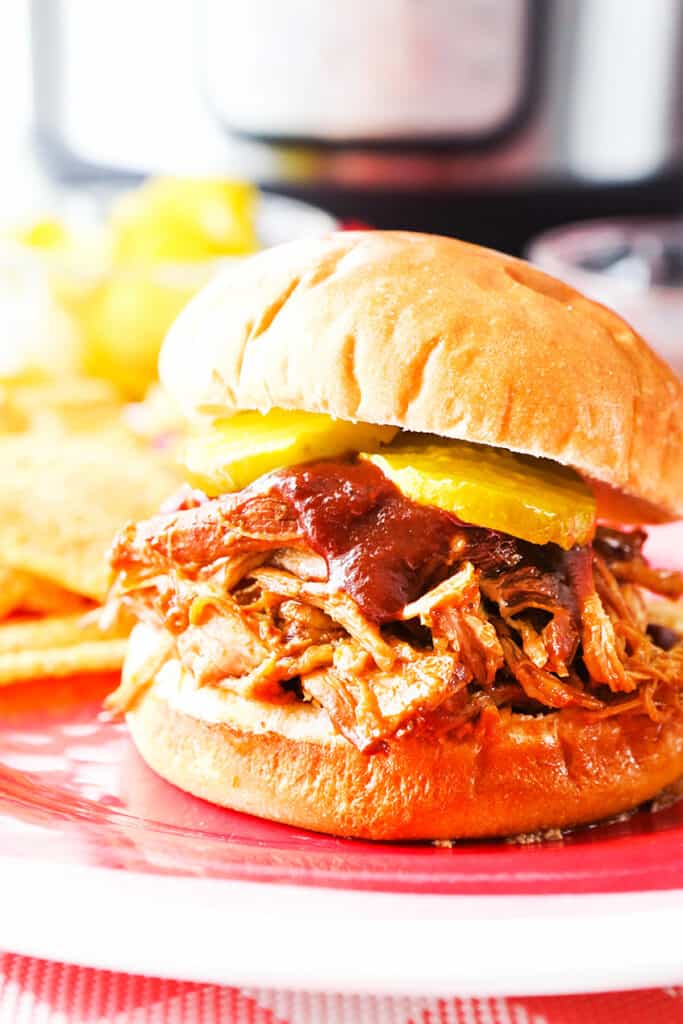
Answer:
0 611 126 654
0 430 179 601
0 638 128 686
0 611 130 686
0 566 32 619
17 578 93 615
0 566 93 619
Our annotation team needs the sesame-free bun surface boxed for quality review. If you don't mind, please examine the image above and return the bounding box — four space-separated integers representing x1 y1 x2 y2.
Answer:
160 231 683 518
126 627 683 840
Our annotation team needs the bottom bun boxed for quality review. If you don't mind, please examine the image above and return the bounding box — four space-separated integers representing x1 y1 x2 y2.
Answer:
124 626 683 840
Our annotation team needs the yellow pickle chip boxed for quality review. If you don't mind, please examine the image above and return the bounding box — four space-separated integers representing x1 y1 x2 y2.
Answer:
363 435 596 549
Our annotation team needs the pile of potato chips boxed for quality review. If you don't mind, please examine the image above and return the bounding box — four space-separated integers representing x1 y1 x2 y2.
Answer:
0 176 256 693
0 374 179 690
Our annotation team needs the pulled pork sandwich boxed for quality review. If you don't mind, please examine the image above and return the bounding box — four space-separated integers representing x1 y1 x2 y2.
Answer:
106 231 683 840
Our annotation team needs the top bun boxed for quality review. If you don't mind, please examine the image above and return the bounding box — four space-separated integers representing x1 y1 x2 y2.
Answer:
160 230 683 518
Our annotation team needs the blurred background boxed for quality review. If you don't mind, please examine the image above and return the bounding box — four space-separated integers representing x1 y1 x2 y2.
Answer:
3 0 683 391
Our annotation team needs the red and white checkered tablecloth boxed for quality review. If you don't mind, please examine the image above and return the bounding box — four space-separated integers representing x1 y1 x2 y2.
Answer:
1 954 683 1024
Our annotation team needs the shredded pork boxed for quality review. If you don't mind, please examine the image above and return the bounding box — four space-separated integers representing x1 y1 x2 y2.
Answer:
107 463 683 751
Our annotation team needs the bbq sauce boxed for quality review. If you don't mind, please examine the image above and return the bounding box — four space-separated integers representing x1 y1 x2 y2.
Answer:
258 460 461 623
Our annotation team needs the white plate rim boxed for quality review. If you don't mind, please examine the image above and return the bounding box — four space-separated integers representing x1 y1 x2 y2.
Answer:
2 855 682 997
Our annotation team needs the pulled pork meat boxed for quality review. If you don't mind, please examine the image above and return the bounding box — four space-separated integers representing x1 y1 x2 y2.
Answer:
107 459 683 751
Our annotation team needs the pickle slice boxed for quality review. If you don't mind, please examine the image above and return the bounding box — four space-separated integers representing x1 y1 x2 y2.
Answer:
181 410 398 495
363 435 595 549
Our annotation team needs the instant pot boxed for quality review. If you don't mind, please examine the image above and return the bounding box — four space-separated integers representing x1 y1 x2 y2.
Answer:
31 0 683 253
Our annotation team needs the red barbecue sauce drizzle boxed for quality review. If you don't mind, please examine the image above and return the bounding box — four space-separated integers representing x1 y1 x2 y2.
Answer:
254 460 461 622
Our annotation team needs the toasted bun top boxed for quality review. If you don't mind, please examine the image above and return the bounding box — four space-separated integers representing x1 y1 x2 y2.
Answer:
160 231 683 518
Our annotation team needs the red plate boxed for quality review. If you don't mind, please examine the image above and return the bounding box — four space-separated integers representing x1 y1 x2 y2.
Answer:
0 523 682 898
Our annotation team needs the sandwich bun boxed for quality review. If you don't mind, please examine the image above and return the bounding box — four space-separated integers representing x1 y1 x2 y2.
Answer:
130 232 683 840
160 230 683 518
126 624 683 840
